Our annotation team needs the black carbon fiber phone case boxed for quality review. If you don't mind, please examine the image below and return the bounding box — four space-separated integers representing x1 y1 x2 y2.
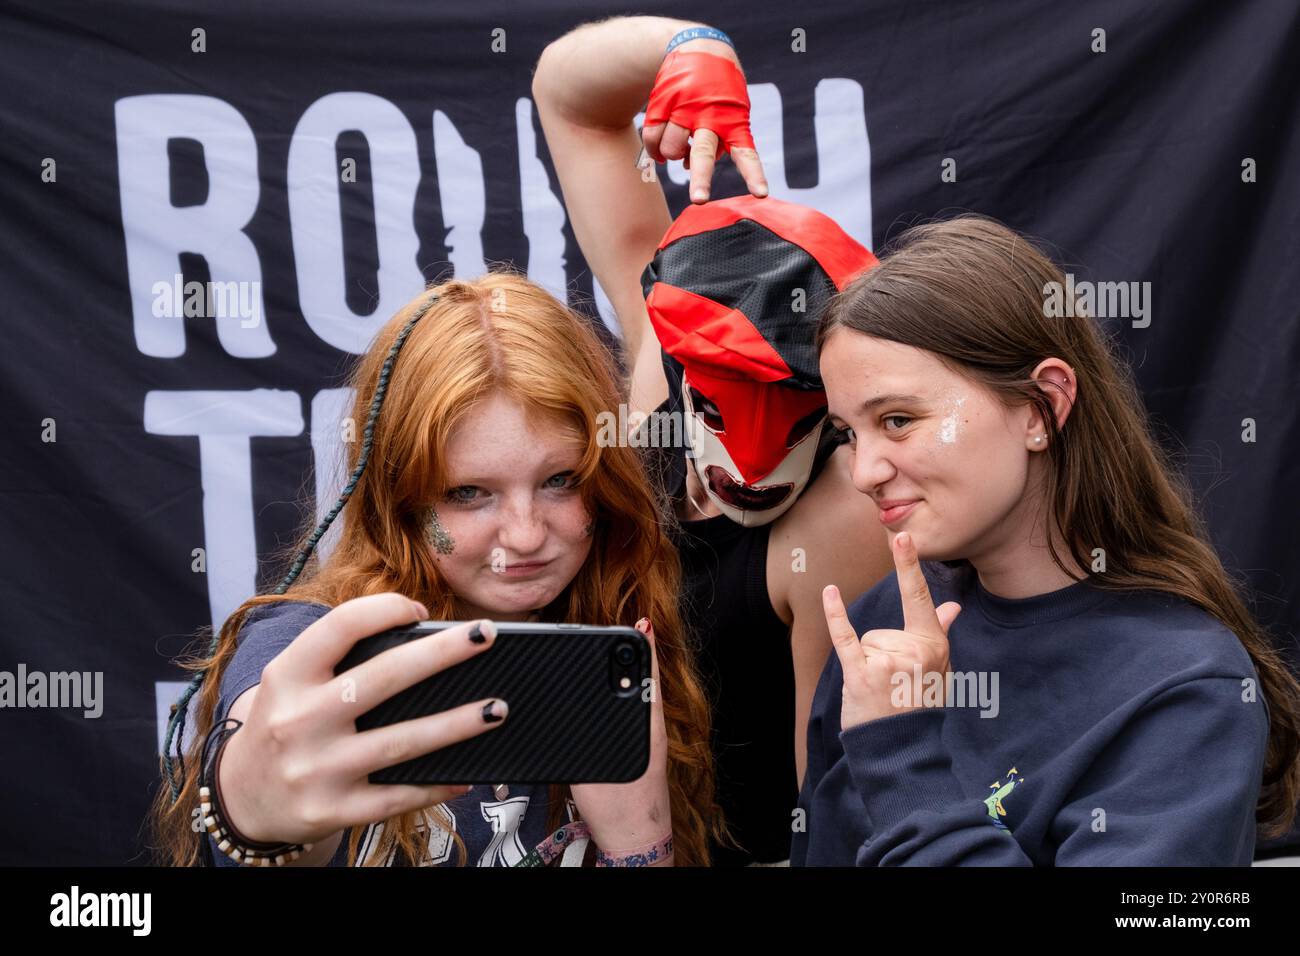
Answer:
333 622 651 785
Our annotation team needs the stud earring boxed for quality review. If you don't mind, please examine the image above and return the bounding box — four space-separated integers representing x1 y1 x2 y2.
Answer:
1033 435 1045 444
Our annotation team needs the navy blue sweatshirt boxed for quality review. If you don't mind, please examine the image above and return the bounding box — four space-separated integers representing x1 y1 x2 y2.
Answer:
791 565 1269 866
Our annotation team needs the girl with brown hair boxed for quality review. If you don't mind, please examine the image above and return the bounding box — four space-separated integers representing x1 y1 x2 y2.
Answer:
149 271 722 866
795 214 1300 865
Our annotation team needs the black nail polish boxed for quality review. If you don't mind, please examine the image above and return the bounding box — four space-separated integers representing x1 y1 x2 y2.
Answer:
482 701 503 723
469 622 487 644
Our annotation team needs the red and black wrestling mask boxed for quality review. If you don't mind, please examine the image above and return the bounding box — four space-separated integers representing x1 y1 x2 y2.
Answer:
642 195 878 526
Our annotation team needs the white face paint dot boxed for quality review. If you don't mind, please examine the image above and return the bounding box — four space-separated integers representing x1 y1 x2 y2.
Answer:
937 395 967 445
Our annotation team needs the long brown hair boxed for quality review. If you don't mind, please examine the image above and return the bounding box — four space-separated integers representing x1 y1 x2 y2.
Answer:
150 270 725 865
816 213 1300 838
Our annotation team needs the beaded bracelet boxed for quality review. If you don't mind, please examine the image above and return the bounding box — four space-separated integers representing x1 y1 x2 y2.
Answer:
665 26 734 54
198 718 312 866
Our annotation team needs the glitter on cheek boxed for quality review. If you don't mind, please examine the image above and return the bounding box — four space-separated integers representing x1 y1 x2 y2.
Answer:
937 396 967 446
425 507 456 554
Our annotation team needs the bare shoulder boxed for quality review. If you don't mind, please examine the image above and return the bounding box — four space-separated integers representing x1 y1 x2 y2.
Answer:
768 444 893 616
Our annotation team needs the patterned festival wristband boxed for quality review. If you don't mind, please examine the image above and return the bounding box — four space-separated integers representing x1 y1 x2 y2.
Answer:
514 821 592 867
595 833 674 867
666 26 733 53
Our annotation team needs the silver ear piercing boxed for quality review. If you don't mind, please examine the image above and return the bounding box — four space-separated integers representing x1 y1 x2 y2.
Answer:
1033 435 1045 444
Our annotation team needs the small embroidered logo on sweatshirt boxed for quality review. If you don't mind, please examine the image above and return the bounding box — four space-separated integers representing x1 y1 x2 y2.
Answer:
984 767 1024 832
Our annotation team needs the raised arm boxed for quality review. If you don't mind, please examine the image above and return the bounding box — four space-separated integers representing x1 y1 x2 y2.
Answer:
531 16 767 414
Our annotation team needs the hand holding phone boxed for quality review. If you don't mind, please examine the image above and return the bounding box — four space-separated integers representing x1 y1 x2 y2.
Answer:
217 594 506 847
333 619 653 786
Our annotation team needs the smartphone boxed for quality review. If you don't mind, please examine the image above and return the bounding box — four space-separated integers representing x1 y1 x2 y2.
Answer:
333 621 652 785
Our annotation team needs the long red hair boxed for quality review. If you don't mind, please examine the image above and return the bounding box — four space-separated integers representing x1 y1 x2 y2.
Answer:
150 271 725 865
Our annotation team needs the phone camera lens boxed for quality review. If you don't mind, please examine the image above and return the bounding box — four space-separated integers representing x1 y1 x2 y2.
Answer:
615 643 636 666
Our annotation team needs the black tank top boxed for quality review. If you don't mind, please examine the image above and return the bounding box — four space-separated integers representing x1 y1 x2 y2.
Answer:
670 505 798 865
639 381 796 865
642 360 845 865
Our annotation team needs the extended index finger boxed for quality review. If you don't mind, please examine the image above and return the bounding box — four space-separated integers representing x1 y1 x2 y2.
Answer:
275 592 427 681
687 128 719 202
891 532 942 637
330 618 496 710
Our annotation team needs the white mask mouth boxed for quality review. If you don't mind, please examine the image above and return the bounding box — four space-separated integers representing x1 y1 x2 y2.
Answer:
682 376 823 527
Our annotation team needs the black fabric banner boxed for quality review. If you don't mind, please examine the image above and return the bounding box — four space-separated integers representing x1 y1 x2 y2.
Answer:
1 0 1296 863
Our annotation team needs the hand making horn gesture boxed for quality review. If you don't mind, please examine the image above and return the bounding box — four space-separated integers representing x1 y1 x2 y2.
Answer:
822 532 963 731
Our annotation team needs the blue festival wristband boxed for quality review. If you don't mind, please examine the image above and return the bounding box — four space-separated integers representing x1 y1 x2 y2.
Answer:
666 27 734 54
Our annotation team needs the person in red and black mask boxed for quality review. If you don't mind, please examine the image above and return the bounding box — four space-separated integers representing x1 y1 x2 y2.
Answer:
534 16 894 865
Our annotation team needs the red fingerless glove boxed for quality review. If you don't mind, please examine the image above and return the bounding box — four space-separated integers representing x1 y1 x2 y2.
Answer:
643 51 755 156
